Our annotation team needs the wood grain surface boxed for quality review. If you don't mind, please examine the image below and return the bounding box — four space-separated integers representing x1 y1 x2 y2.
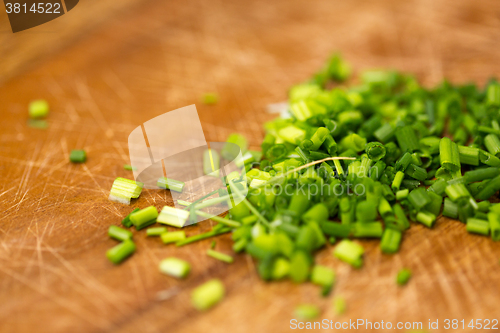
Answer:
1 0 500 332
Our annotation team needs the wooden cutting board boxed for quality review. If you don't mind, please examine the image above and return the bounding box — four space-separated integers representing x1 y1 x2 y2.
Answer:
1 0 500 332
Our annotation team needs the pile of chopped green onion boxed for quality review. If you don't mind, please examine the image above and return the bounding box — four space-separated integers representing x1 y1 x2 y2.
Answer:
224 54 500 284
107 54 500 312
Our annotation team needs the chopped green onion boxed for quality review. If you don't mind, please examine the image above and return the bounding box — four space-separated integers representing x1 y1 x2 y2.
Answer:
146 227 167 236
309 127 329 150
123 164 137 171
416 210 436 228
408 187 431 210
241 215 258 225
302 203 329 223
487 213 500 241
222 133 248 159
203 149 220 176
479 150 500 167
267 144 288 161
176 199 192 207
339 197 353 225
395 189 409 200
233 238 248 253
425 191 443 217
445 183 471 202
395 152 412 172
338 110 363 127
294 304 320 320
104 54 500 289
420 136 441 154
369 160 386 180
322 134 338 155
69 150 86 163
490 203 500 214
355 200 377 222
340 133 366 152
202 93 218 105
194 195 232 210
310 265 335 296
333 297 347 315
477 125 500 135
458 201 475 223
29 99 49 118
427 178 447 195
272 257 290 280
157 177 185 192
106 240 136 264
475 175 500 201
130 206 158 230
236 151 255 167
458 145 479 166
230 179 270 227
405 164 427 181
380 228 402 253
279 125 307 145
121 208 140 228
439 137 460 171
161 231 186 244
374 123 395 143
157 206 190 228
108 225 133 241
476 200 491 213
381 184 395 201
191 279 225 311
391 171 405 191
484 134 500 157
109 177 143 205
352 222 383 238
333 240 364 268
365 142 386 161
290 100 315 121
195 211 241 228
393 204 410 229
289 250 311 283
325 53 352 81
245 242 269 260
395 125 419 153
159 257 191 278
464 167 500 183
176 228 231 247
396 268 412 285
454 128 468 145
207 249 234 263
486 83 500 106
321 221 351 238
466 218 490 235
